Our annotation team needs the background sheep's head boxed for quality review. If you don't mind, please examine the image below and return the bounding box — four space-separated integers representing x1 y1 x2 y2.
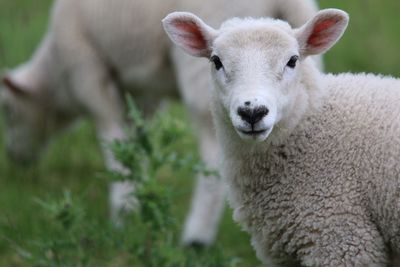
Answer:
163 9 349 142
1 67 64 165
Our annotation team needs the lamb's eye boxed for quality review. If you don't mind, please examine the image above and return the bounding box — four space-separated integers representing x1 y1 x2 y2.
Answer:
210 55 223 70
286 55 299 68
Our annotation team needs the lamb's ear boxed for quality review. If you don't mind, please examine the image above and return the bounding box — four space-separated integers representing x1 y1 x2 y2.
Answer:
2 75 28 96
296 9 349 56
162 12 217 58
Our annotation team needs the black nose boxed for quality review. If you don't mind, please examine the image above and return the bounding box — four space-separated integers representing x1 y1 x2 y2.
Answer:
237 106 269 125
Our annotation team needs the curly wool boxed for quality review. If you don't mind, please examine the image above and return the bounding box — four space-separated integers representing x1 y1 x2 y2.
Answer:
220 71 400 266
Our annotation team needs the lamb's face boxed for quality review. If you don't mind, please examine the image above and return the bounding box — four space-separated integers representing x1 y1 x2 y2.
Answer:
1 76 50 165
163 9 348 142
210 25 300 142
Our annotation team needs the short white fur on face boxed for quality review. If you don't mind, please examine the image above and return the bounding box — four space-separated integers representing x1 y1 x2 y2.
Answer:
211 22 301 142
164 9 348 143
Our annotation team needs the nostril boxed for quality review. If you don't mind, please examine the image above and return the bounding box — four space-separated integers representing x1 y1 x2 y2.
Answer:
260 106 269 114
253 106 269 123
237 105 269 125
237 107 252 124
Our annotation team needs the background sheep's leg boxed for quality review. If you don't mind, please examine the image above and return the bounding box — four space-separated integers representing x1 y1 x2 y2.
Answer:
96 116 136 226
62 39 134 225
85 82 135 226
91 88 136 226
181 113 225 246
170 48 226 246
98 122 136 226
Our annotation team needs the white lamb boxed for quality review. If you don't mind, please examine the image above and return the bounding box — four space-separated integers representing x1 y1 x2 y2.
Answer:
1 0 320 246
163 8 400 266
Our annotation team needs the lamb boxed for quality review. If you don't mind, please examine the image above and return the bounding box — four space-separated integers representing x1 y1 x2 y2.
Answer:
163 8 400 266
1 0 321 246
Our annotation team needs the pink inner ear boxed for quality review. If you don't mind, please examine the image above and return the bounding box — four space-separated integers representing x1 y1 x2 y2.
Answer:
307 17 340 47
172 20 207 52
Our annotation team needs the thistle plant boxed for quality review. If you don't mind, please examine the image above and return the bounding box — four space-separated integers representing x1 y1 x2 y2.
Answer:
14 97 236 267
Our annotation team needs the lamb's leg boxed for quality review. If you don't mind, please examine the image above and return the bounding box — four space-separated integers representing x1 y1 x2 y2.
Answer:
95 114 137 226
182 113 225 246
65 42 135 225
90 86 138 226
90 87 138 226
171 48 226 246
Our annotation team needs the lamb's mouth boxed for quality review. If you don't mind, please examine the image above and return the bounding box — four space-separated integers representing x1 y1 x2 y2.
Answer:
238 129 268 136
235 127 272 142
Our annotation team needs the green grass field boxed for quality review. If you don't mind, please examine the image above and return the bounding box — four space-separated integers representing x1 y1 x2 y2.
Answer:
0 0 399 266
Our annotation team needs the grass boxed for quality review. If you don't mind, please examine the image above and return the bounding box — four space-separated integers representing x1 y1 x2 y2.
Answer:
319 0 400 76
0 0 399 266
